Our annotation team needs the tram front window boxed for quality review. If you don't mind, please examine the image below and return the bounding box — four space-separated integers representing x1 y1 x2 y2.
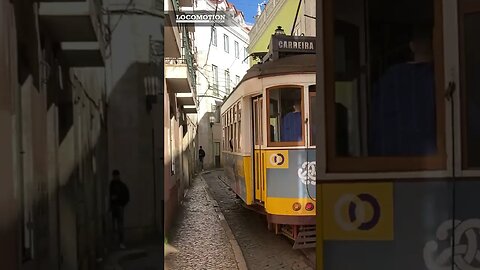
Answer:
329 0 440 157
268 87 303 145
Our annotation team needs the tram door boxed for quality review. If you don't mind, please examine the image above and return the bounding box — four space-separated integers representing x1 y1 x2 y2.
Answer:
252 96 266 203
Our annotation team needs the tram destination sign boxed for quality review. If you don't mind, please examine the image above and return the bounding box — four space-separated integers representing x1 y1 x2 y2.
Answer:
271 35 316 54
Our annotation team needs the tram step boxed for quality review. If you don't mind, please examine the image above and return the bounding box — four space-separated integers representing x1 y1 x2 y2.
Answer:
293 226 316 249
281 226 295 241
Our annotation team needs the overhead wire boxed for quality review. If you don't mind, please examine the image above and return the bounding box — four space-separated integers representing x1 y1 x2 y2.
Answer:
202 2 219 68
108 0 134 35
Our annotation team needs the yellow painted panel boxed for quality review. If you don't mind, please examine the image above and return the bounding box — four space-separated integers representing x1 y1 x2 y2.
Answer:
243 156 253 205
264 150 289 169
254 152 262 200
266 197 316 216
262 152 266 201
321 183 394 241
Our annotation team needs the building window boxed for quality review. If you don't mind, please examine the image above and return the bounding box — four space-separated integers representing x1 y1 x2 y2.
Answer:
235 41 239 58
225 70 230 94
212 65 218 96
236 75 240 86
224 34 229 53
212 27 217 46
243 47 248 63
459 0 480 169
324 0 445 172
267 86 304 146
216 105 221 123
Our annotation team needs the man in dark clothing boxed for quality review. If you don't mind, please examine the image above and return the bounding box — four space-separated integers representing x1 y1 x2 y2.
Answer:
281 99 302 142
199 146 205 171
369 29 436 156
109 169 129 249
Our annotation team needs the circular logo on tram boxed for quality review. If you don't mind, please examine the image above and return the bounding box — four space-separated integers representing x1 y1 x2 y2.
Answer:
269 153 285 166
334 193 381 231
298 161 316 186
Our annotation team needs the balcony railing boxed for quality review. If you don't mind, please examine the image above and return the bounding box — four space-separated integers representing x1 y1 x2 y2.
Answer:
165 58 187 65
172 0 180 11
164 26 196 95
182 26 196 93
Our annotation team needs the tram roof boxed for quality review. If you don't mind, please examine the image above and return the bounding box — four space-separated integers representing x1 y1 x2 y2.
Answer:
244 53 315 80
222 54 316 105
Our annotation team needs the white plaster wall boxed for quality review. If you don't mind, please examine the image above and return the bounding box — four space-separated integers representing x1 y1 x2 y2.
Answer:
194 0 250 169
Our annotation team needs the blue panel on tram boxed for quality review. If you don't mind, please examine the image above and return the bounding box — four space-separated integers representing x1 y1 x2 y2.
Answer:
323 180 454 270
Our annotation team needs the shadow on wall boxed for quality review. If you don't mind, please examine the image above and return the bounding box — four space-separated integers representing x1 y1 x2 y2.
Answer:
6 61 165 270
107 62 164 243
163 79 198 234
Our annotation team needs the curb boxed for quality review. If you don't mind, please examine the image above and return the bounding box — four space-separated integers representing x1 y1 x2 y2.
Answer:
200 174 249 270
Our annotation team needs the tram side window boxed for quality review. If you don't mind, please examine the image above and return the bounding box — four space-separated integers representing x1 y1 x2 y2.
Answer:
329 0 441 158
253 100 259 145
460 2 480 168
237 102 242 151
268 87 303 145
229 110 234 151
309 85 316 146
222 115 226 150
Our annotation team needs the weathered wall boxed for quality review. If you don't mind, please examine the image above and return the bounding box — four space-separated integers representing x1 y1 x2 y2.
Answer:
105 10 164 242
0 1 19 269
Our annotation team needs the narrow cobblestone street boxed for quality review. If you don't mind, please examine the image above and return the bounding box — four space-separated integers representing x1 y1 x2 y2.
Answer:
163 169 315 270
165 174 239 270
203 170 315 270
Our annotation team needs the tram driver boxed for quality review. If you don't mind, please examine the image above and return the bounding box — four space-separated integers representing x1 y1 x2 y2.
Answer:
369 27 436 156
281 99 302 142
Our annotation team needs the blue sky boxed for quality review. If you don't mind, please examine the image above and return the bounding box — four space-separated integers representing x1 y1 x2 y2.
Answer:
227 0 259 24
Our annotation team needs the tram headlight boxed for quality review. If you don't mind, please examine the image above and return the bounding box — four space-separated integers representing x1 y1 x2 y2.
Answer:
305 202 314 211
292 202 301 211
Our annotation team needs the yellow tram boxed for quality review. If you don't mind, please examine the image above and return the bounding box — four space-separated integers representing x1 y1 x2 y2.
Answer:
220 34 316 248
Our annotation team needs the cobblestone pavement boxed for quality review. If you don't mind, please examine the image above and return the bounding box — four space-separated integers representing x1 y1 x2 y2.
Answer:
164 175 239 270
203 170 315 270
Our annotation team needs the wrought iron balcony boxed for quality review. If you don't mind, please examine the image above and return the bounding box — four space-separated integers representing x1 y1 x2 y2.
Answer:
182 27 196 92
165 25 197 113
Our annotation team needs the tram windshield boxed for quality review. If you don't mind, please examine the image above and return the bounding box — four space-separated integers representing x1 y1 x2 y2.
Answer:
329 0 439 157
268 87 303 145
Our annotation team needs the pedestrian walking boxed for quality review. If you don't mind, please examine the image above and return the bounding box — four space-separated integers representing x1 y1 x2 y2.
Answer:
199 146 205 171
109 169 129 249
